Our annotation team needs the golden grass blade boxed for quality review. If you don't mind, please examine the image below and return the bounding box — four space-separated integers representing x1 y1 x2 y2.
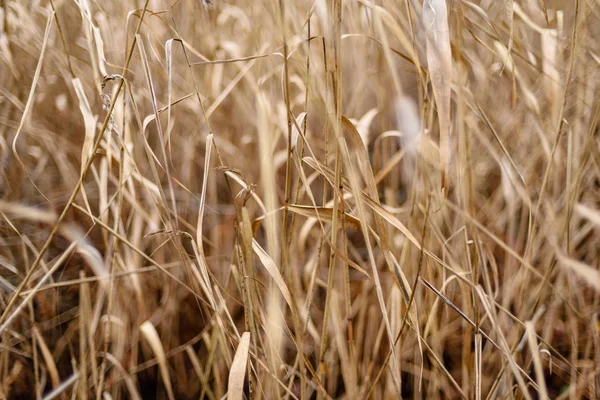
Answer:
72 77 96 214
351 108 379 148
187 134 220 310
91 22 108 77
557 254 600 292
420 277 476 327
196 134 213 252
0 200 56 225
394 95 421 182
78 272 90 398
524 321 549 399
224 170 268 215
575 203 600 227
541 28 561 124
140 321 175 400
256 91 280 263
61 224 109 288
475 333 482 400
287 204 362 231
76 0 106 83
290 112 306 151
423 0 452 191
363 197 421 250
41 373 79 400
462 1 492 24
165 38 176 156
32 326 60 389
252 239 293 309
227 331 251 400
102 352 142 400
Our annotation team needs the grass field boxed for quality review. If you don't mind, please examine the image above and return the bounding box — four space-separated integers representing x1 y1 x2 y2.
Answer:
0 0 599 398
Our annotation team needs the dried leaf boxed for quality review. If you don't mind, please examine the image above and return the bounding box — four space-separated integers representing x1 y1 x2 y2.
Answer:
575 203 600 227
288 204 362 231
252 239 293 309
140 321 175 400
73 78 98 169
291 112 307 151
423 0 452 190
558 254 600 292
227 332 251 400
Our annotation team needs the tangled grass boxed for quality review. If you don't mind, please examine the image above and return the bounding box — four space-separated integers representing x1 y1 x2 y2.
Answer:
0 0 599 398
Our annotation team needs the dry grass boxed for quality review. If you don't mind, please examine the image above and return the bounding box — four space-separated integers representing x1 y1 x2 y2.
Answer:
0 0 599 398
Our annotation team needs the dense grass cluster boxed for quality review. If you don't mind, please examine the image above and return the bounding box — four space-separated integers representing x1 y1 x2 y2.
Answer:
0 0 599 398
